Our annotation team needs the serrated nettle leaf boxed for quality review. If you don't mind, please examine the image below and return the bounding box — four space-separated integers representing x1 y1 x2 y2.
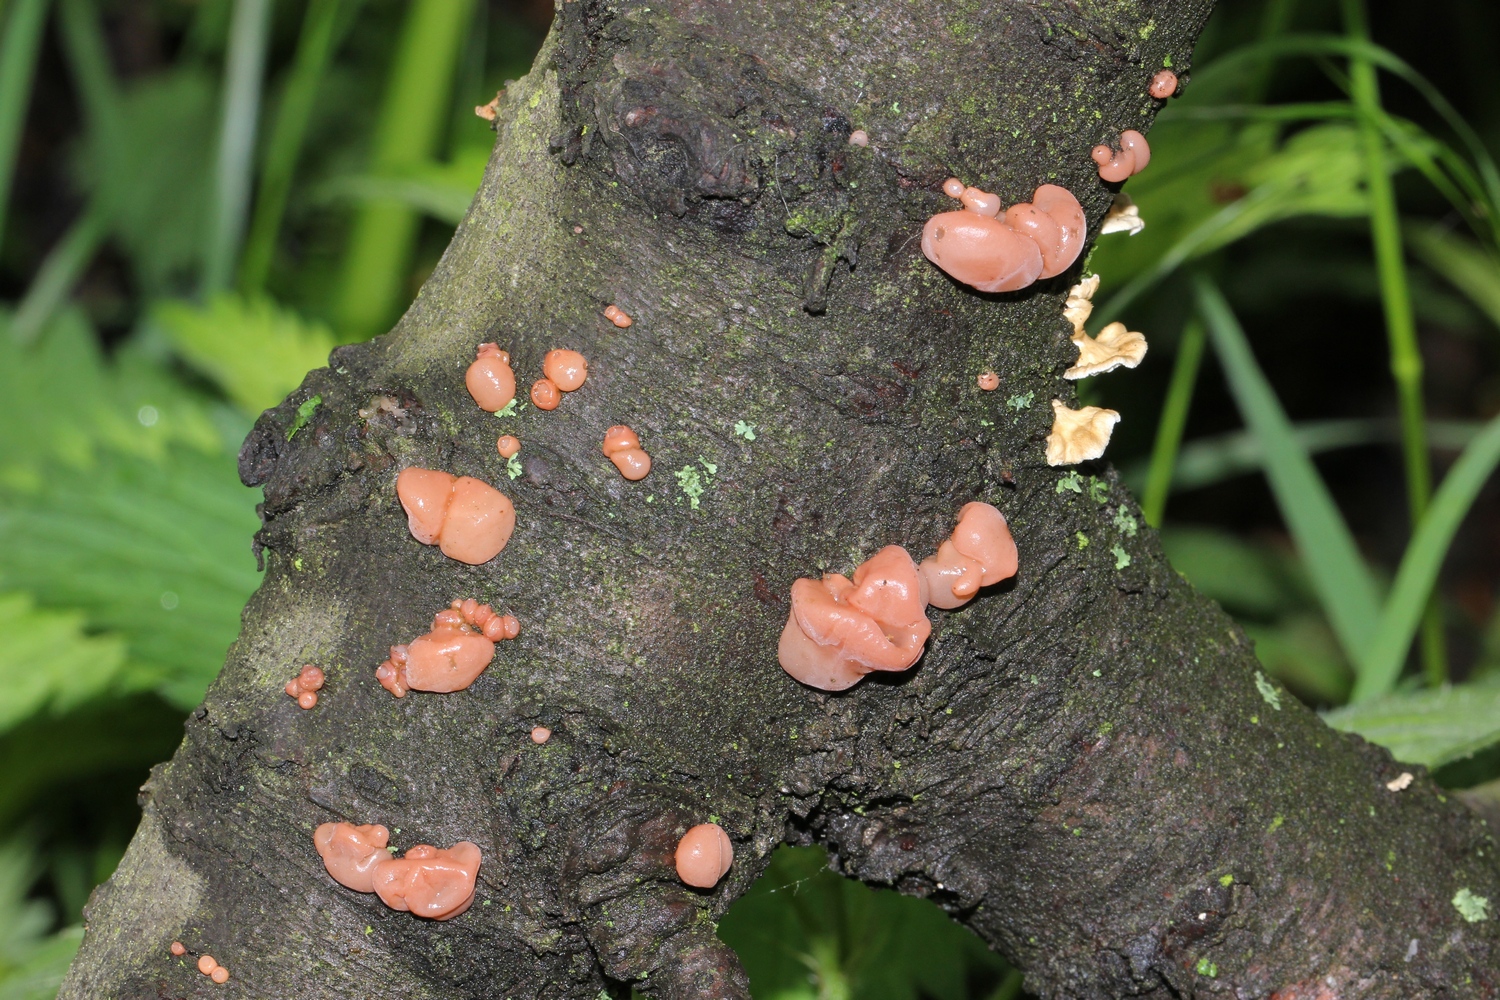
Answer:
152 294 336 415
1323 679 1500 767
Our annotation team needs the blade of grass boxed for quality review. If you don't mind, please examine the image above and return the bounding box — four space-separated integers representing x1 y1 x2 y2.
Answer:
11 202 106 345
56 0 124 167
0 0 50 248
1194 275 1383 661
1353 411 1500 701
1340 0 1446 685
238 0 343 294
1141 319 1205 527
334 0 476 338
201 0 273 296
1407 226 1500 330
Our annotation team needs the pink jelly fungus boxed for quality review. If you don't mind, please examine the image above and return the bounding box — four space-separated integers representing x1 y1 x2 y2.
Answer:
675 823 734 888
542 349 588 392
848 129 869 147
919 502 1019 609
1091 129 1151 183
464 343 516 412
197 955 217 975
602 425 651 481
377 600 518 697
314 821 391 893
778 545 933 691
371 842 481 920
285 664 324 708
977 371 999 391
170 941 185 956
497 434 521 459
530 726 551 744
530 377 561 410
923 182 1086 291
1149 69 1179 99
211 966 229 984
396 467 515 565
603 305 633 328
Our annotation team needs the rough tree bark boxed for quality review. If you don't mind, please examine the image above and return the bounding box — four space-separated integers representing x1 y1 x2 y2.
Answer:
60 1 1500 997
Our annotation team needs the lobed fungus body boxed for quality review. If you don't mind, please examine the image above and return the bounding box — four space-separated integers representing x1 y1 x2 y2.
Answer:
675 824 734 889
464 343 516 413
778 545 933 691
530 378 561 410
284 664 325 709
602 305 633 328
376 599 518 697
1091 129 1151 183
542 349 588 392
496 434 520 459
601 425 652 480
922 181 1086 292
977 371 999 391
919 502 1019 609
395 468 515 565
1149 69 1179 99
1066 321 1148 379
1046 399 1121 465
313 822 391 893
371 842 482 920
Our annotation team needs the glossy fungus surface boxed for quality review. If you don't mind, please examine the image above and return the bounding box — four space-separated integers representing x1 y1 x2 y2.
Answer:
530 726 551 744
542 349 588 392
922 180 1085 291
1091 129 1151 183
848 129 869 147
314 821 392 893
211 967 229 984
377 600 518 696
396 468 515 565
496 434 520 459
170 941 185 956
603 305 633 328
530 378 560 410
601 425 652 480
464 343 516 412
977 371 999 391
941 177 965 198
675 823 734 888
284 664 324 709
920 502 1019 609
198 956 217 975
778 545 932 691
1149 69 1179 99
371 842 481 920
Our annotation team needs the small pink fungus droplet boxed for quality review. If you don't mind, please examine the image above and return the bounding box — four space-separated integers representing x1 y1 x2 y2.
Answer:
848 129 869 147
1149 69 1179 99
531 378 561 410
530 726 551 744
465 343 516 413
602 425 652 480
675 823 734 889
170 941 185 957
603 305 633 328
395 467 515 565
959 186 1002 217
198 955 218 976
297 690 318 709
977 371 999 391
542 349 588 392
210 966 230 984
1092 130 1151 183
942 177 965 199
497 435 520 459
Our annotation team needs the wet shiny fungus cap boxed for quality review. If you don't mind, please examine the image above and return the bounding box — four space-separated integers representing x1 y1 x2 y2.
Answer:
675 824 734 888
396 467 516 565
314 822 391 894
371 842 482 920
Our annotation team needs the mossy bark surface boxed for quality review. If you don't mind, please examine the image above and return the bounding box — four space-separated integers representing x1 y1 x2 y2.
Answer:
61 1 1500 997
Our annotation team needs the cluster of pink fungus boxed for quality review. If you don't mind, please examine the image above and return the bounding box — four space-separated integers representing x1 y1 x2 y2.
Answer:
602 425 651 480
922 180 1086 293
396 467 515 565
195 954 230 984
377 599 519 697
1091 130 1151 183
778 503 1018 691
314 822 481 920
531 348 588 411
284 664 325 709
675 823 734 888
465 344 516 413
603 304 632 328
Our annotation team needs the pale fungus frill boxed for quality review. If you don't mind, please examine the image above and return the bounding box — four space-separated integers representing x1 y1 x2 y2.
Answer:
464 343 515 412
1046 399 1121 466
314 822 391 893
922 180 1086 292
1062 274 1099 334
675 823 734 889
919 502 1019 610
376 599 518 697
371 842 482 920
1100 193 1145 235
395 467 515 565
1066 321 1148 380
777 545 932 691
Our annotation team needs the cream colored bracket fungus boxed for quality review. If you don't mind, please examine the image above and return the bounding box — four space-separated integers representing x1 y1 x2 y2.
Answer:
1046 400 1121 466
1066 322 1147 380
1099 193 1145 235
1062 274 1099 333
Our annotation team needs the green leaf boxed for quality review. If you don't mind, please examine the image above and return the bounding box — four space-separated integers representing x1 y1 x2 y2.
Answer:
1408 227 1500 331
1324 678 1500 767
0 928 83 1000
153 294 336 415
0 839 51 969
1194 276 1383 663
316 145 489 226
0 593 126 734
